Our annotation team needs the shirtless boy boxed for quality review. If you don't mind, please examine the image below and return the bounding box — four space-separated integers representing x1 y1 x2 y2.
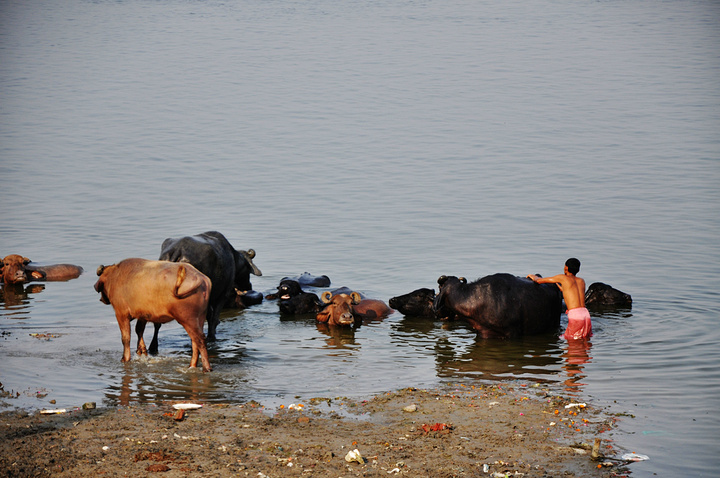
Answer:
527 258 592 340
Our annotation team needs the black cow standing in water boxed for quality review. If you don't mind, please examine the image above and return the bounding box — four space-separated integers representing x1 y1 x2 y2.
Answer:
137 231 262 355
432 274 562 338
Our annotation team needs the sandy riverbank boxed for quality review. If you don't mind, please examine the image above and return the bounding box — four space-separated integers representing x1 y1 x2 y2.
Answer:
0 383 634 477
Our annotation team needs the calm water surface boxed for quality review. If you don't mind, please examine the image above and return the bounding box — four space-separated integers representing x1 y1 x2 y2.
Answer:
1 1 719 476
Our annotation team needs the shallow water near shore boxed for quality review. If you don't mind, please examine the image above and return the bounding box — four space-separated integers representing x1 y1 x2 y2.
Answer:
1 0 719 476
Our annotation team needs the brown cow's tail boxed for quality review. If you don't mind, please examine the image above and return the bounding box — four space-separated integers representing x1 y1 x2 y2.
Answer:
173 265 207 299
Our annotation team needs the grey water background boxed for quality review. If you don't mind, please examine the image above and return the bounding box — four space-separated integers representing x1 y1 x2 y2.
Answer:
1 0 718 475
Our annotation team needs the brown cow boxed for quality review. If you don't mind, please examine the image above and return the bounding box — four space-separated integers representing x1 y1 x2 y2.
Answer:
1 254 83 284
94 258 212 372
316 291 393 326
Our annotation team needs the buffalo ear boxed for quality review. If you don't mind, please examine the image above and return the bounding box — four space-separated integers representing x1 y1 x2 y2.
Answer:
437 275 448 286
321 291 333 304
350 292 362 305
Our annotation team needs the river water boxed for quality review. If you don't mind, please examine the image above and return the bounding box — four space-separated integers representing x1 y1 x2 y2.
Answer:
1 0 719 476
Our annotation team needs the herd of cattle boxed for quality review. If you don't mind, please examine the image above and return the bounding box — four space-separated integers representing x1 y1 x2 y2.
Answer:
1 231 632 372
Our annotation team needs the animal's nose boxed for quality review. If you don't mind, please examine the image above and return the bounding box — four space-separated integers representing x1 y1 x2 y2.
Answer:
338 312 354 325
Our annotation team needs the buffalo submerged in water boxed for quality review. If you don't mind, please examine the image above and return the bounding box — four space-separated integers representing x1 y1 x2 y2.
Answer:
1 254 83 284
432 273 563 338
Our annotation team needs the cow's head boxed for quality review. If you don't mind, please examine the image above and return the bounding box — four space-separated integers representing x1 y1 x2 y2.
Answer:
277 279 303 300
233 249 262 291
1 255 45 284
585 282 632 307
432 275 466 320
317 291 362 326
389 288 436 317
94 264 114 304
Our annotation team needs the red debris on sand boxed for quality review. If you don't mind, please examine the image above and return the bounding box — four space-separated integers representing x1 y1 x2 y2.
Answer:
421 423 453 435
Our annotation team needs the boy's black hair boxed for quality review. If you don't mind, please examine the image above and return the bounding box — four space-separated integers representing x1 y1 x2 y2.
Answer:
565 257 581 275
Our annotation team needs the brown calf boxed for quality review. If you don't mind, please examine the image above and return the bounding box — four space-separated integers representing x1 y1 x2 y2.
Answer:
1 254 83 284
316 291 393 326
94 258 212 372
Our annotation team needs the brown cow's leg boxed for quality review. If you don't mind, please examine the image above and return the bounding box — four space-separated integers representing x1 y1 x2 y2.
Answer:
135 320 148 356
116 313 133 363
179 321 211 372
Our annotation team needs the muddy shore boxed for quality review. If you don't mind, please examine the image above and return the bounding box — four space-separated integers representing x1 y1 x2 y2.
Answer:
0 383 633 477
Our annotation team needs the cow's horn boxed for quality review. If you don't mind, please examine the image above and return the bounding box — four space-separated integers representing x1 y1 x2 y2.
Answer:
241 249 262 276
437 275 448 285
321 291 332 304
460 277 467 284
96 265 105 276
350 292 362 305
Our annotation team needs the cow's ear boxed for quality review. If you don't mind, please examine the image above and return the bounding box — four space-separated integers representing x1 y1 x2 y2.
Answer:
321 291 332 304
316 310 329 323
350 292 362 305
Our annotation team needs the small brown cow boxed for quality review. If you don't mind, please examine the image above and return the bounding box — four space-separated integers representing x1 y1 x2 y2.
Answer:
94 258 212 372
1 254 83 284
316 291 393 326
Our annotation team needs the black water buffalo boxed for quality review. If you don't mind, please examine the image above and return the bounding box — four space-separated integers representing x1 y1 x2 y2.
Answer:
266 273 331 300
278 280 323 315
137 231 261 354
1 254 83 284
264 278 323 315
433 274 562 338
291 272 331 288
389 288 436 317
585 282 632 307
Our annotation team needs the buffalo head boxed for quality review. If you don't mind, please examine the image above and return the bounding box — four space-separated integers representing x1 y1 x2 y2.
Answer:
234 248 261 291
317 291 362 326
389 288 436 317
1 255 45 284
432 275 467 320
585 282 632 307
